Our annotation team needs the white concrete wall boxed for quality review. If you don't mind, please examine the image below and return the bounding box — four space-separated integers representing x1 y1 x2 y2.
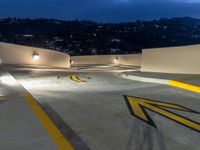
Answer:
0 42 70 68
141 45 200 74
118 54 141 66
71 54 141 66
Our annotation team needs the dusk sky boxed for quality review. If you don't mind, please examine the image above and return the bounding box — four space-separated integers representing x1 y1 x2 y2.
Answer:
0 0 200 22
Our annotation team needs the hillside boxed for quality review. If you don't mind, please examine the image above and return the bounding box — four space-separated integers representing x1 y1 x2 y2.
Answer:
0 17 200 55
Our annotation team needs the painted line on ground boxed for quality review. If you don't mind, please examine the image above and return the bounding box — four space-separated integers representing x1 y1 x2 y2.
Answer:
169 80 200 94
1 71 75 149
169 75 200 93
40 102 90 150
23 93 74 150
0 93 75 149
120 74 168 84
121 74 200 94
124 95 200 132
70 74 86 82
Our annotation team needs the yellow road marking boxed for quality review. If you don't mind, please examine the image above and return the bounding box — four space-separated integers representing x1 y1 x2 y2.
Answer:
70 75 86 82
125 95 200 132
168 75 200 93
169 80 200 94
23 93 74 150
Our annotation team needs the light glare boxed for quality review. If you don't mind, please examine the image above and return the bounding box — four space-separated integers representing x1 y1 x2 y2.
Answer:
114 57 119 63
33 54 40 61
0 75 18 86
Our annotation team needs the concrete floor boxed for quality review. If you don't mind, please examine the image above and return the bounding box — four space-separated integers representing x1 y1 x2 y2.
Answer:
0 69 58 150
0 65 200 150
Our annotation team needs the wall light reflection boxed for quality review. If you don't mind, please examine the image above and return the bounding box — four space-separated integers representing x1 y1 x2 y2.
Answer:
0 75 18 86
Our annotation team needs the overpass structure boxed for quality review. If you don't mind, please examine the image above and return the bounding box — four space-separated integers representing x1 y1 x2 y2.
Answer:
0 42 200 150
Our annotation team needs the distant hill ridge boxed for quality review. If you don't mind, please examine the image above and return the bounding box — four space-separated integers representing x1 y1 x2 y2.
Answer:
0 17 200 55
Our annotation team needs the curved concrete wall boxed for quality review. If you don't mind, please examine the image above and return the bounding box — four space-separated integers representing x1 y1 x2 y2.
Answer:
141 45 200 74
0 42 70 68
71 54 141 66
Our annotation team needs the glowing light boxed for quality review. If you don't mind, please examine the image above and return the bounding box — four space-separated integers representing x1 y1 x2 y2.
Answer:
33 54 40 61
70 60 74 64
0 75 18 86
114 57 119 63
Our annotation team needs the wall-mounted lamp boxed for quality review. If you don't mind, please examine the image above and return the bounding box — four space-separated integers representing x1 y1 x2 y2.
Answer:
70 60 74 64
33 53 40 61
114 57 119 63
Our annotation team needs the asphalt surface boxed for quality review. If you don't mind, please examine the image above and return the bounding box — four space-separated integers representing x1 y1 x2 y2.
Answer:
0 65 200 150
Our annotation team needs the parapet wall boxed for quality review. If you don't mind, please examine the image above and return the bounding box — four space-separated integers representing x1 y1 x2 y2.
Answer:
1 42 199 74
71 54 142 66
141 45 200 74
0 42 70 68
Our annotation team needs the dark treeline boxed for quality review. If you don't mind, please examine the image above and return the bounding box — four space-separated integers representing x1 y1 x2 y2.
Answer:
0 17 200 55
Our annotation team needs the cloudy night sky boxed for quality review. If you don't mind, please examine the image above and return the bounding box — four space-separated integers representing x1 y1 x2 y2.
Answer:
0 0 200 22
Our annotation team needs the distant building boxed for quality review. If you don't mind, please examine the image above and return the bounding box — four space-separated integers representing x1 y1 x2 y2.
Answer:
110 48 120 53
23 34 33 38
91 49 97 54
53 37 64 42
111 39 121 43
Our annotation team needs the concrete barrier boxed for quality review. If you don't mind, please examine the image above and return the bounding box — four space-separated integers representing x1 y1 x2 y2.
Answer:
141 45 200 74
71 54 141 66
0 42 70 68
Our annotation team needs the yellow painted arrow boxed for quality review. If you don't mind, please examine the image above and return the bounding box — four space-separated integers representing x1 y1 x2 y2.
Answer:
70 75 86 83
124 95 200 132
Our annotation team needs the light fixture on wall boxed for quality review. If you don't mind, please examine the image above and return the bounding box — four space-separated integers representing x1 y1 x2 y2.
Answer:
70 60 74 64
114 57 119 63
33 53 40 61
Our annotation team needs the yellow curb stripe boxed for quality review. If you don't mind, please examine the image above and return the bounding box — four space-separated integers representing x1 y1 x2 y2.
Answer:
23 93 74 150
169 80 200 94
